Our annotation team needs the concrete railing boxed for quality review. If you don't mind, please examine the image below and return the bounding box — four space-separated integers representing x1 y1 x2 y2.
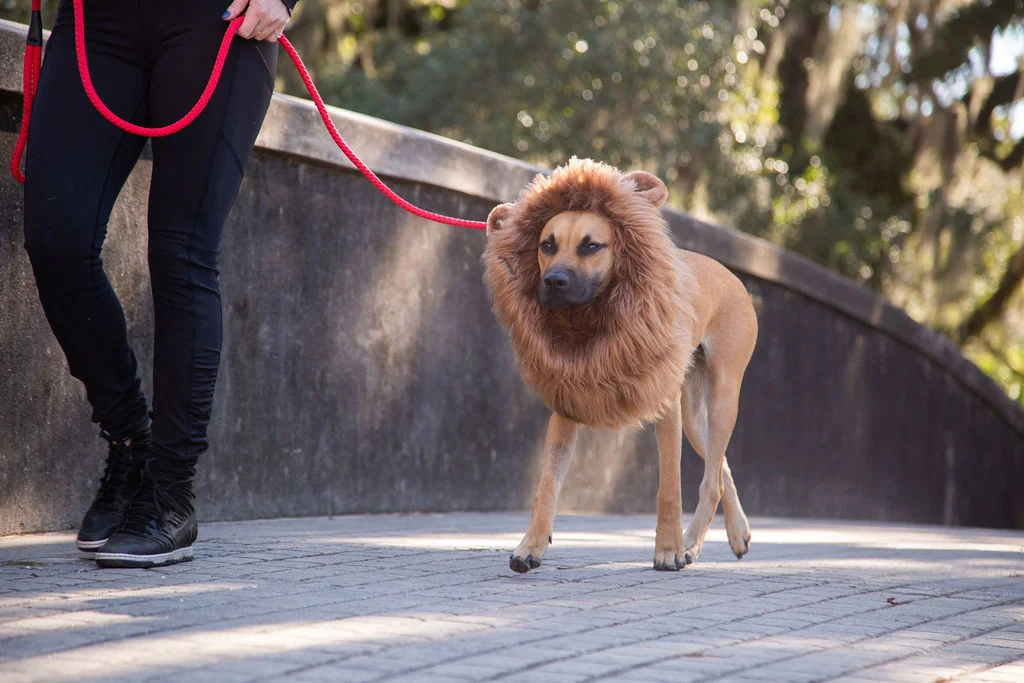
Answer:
2 19 1022 535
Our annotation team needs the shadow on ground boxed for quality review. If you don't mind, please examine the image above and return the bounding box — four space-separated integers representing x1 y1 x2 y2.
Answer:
1 513 1023 682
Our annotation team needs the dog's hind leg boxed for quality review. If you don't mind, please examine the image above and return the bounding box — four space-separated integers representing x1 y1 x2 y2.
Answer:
682 320 756 563
681 352 751 560
720 460 751 558
653 391 686 570
682 371 737 565
510 413 579 573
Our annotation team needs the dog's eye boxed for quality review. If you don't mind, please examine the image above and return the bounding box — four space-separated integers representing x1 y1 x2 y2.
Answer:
578 242 606 257
539 238 557 255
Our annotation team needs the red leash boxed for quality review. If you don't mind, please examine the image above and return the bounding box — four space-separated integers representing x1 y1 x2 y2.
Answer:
10 0 488 231
10 0 41 184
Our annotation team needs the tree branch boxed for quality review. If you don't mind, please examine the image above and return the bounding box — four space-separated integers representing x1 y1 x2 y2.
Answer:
981 137 1024 171
913 0 1024 82
973 72 1023 136
952 242 1024 346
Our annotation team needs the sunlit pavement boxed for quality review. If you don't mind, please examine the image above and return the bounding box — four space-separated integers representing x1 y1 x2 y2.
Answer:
1 513 1022 682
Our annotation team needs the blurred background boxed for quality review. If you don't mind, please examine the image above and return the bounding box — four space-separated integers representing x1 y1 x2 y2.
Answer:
4 0 1023 408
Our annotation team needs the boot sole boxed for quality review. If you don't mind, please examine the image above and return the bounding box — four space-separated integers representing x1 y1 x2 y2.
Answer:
76 538 109 552
94 546 194 568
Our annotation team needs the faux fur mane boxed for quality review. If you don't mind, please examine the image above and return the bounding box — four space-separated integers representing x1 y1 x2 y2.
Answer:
482 158 697 429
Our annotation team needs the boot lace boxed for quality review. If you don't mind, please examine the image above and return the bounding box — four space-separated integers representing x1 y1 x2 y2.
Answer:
118 457 193 536
93 431 138 509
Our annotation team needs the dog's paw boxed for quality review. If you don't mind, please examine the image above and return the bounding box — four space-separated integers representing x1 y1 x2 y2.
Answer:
681 527 705 567
653 546 692 571
726 516 751 560
509 535 549 574
509 553 542 573
653 529 691 571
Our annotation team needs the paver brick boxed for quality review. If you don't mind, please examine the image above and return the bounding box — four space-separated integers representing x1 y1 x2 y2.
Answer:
1 513 1022 682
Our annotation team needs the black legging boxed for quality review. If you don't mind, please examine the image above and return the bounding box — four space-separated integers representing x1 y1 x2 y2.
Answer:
23 0 277 475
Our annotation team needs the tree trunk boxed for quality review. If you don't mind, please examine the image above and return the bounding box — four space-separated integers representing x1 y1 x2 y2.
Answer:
803 3 865 146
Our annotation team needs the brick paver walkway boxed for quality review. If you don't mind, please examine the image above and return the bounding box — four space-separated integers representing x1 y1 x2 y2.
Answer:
1 513 1022 682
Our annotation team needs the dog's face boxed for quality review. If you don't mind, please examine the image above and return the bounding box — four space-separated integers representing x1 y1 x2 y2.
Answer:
485 167 668 310
536 210 615 307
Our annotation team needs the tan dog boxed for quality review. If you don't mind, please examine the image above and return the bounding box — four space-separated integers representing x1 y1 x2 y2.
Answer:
482 158 758 572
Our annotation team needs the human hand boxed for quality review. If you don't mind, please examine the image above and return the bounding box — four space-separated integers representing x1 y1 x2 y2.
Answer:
223 0 289 42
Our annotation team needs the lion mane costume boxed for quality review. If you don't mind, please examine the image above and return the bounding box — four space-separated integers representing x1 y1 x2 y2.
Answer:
482 157 697 429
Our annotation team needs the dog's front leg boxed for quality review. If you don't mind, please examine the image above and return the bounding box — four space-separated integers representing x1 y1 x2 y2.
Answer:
510 413 579 573
654 392 687 570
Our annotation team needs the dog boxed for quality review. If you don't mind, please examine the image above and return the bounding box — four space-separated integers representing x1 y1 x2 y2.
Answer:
482 157 758 572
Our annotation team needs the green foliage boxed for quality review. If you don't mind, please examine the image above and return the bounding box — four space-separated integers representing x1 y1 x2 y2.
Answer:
968 333 1024 403
324 0 742 184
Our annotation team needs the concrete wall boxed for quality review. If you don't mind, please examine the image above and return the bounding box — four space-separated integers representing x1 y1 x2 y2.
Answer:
2 19 1022 536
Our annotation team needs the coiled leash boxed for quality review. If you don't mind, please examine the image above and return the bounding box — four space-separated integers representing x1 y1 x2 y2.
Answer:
10 0 489 231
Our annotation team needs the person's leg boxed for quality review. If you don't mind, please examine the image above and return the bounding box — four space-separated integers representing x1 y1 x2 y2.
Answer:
24 0 150 437
148 22 278 481
22 0 151 550
95 1 277 568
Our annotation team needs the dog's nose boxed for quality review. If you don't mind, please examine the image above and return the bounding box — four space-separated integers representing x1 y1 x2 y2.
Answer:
544 271 570 289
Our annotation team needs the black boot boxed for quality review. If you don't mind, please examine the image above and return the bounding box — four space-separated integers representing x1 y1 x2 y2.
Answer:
76 425 149 552
94 459 197 569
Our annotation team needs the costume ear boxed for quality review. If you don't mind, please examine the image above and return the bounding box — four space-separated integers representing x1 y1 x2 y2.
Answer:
486 203 515 237
623 170 668 207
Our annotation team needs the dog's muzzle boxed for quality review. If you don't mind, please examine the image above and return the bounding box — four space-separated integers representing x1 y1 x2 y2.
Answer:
538 267 598 307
